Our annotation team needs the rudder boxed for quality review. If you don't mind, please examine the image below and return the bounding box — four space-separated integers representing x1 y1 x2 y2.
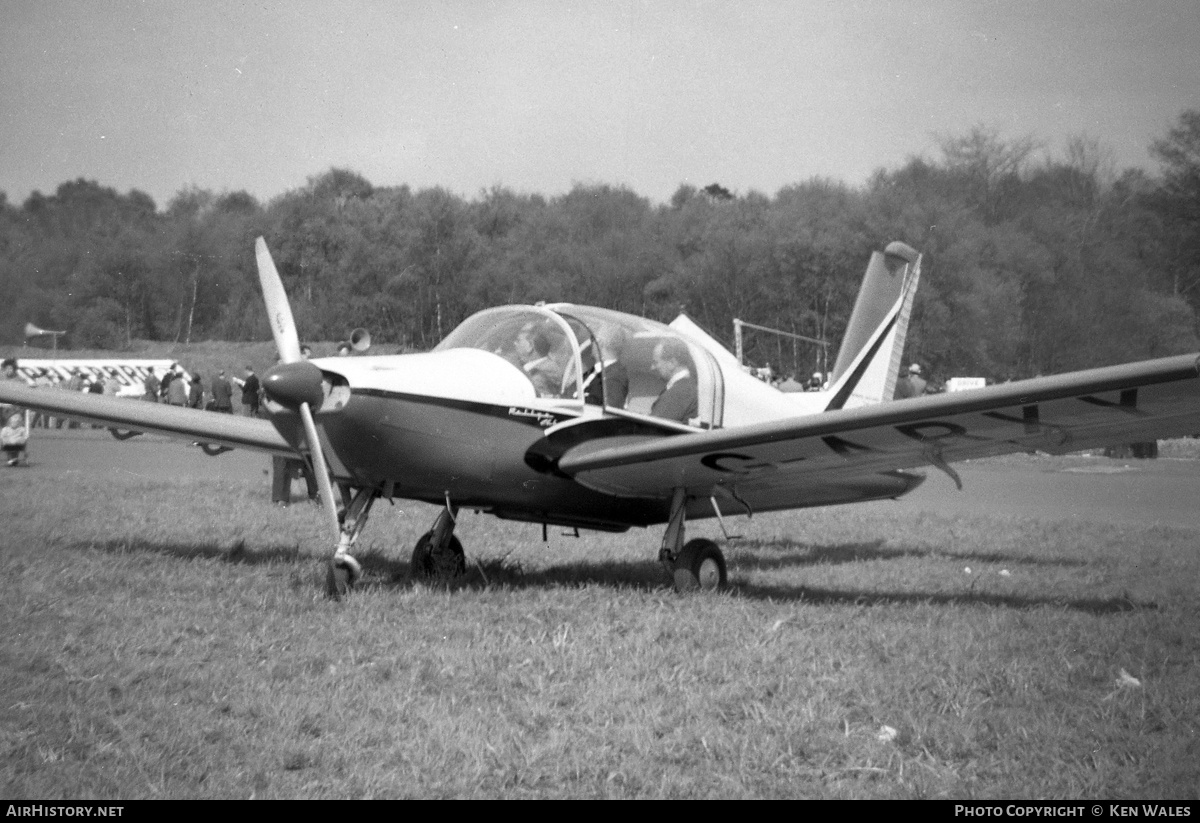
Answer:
823 241 921 410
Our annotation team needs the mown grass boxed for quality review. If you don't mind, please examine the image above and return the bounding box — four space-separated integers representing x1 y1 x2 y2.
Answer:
2 463 1199 799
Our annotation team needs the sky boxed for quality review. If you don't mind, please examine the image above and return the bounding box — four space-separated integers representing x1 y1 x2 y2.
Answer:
2 0 1198 209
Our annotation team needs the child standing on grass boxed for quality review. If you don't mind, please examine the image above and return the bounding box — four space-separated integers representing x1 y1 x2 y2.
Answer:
2 412 28 466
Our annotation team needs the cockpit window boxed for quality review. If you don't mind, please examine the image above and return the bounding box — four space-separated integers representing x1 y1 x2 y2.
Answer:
546 304 723 428
437 304 723 427
435 307 581 402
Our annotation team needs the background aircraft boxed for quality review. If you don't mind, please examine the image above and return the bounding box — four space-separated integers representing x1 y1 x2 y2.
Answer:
2 238 1199 598
10 358 190 398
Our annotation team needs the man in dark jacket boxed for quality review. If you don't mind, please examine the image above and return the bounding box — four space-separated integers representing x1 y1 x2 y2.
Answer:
236 366 261 416
210 370 233 413
582 326 629 409
650 339 698 424
143 368 161 403
894 363 928 399
188 375 204 409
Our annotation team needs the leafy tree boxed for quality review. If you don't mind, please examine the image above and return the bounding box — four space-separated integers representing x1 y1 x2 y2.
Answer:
701 182 734 202
266 170 376 339
1150 109 1200 312
1 119 1194 386
402 187 482 346
937 125 1039 224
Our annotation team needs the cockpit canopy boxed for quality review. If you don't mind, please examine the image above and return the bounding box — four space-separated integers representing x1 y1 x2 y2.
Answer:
435 305 724 428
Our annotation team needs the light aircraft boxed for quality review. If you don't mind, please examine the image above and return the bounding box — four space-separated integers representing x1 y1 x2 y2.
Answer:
11 358 190 398
3 238 1200 598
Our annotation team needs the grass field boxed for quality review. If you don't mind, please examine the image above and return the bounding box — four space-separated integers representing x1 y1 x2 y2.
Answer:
2 458 1199 799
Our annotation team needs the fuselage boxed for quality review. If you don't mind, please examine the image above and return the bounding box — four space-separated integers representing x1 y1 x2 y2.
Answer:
270 304 923 529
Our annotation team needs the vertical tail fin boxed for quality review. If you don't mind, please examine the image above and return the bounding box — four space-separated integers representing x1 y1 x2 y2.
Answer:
822 241 921 410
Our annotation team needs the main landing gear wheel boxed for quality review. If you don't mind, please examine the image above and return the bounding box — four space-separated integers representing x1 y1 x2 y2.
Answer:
672 538 727 593
411 532 466 584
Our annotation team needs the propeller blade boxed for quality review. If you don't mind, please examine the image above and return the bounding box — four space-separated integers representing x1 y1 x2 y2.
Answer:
255 237 349 592
299 402 341 539
255 237 303 364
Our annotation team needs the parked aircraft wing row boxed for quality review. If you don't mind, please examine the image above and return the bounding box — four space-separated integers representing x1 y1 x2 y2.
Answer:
0 381 292 455
554 353 1200 502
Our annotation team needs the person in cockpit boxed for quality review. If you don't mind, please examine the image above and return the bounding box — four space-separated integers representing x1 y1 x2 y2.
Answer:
583 325 629 409
515 323 562 396
650 338 697 424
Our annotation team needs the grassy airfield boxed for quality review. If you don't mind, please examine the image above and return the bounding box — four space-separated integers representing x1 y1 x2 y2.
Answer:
2 442 1199 798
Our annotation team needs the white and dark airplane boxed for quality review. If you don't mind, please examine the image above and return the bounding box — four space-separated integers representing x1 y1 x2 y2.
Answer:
3 238 1199 597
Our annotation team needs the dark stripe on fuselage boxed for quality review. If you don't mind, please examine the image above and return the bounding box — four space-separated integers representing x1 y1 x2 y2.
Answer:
322 387 669 527
350 387 578 429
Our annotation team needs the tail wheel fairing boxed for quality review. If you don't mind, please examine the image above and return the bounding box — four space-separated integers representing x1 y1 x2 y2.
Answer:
411 533 466 584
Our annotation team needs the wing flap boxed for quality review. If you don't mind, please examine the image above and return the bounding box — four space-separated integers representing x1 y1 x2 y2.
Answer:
558 354 1200 498
0 381 293 455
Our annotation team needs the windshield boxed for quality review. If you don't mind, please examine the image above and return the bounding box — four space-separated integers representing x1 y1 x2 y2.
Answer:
435 307 582 401
548 304 723 428
437 304 723 427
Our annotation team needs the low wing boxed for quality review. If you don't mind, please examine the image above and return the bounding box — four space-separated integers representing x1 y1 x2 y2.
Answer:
0 381 292 455
556 354 1200 505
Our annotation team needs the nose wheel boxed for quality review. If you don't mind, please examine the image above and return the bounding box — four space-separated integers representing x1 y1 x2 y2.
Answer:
322 487 374 599
326 556 362 599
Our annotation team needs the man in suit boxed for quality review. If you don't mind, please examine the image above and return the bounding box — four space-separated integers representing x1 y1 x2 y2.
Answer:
210 370 234 413
235 365 262 416
650 338 698 424
143 367 161 403
583 325 630 408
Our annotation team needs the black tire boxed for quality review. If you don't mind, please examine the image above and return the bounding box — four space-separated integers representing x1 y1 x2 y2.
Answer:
411 532 466 583
672 538 727 593
326 560 353 599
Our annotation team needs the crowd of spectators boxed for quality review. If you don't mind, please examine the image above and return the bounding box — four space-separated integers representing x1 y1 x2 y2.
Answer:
1 358 270 426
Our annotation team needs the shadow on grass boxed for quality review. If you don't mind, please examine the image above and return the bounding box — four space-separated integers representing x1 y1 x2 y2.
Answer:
401 556 669 593
385 557 1154 615
70 538 1149 614
736 538 1088 571
732 581 1153 615
70 538 416 582
69 537 670 592
72 537 309 566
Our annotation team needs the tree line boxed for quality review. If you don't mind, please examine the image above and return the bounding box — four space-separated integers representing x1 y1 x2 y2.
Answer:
3 113 1199 383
